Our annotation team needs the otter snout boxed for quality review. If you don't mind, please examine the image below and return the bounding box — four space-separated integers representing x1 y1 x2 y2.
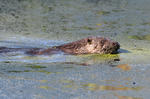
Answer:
111 42 120 54
113 42 120 49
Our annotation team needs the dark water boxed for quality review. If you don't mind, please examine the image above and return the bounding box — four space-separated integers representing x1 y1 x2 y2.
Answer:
0 0 150 99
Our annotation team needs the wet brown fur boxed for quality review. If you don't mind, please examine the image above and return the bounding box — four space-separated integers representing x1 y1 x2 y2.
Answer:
0 36 120 55
27 36 120 55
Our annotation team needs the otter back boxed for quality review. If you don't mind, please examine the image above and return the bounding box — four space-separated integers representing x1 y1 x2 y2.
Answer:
0 36 120 55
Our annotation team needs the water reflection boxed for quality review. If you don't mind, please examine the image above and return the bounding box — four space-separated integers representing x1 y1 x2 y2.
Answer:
118 49 130 53
0 0 150 98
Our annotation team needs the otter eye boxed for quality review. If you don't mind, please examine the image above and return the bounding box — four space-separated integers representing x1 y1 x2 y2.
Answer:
87 39 92 44
101 40 104 44
112 42 116 46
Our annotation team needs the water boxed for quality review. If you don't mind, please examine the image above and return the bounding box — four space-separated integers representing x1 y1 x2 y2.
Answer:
0 0 150 98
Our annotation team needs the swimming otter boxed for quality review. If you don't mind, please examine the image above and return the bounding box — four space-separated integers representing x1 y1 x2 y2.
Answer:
0 36 120 55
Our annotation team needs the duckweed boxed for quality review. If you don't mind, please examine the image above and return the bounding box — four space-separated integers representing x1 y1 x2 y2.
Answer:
128 34 150 41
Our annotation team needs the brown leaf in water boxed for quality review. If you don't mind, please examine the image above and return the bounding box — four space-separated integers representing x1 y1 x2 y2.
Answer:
114 93 142 99
117 64 131 71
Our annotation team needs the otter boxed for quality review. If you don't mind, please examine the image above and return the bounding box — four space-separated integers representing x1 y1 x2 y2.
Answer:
0 36 120 55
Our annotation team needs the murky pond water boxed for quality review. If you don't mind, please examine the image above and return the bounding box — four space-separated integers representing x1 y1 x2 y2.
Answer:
0 0 150 99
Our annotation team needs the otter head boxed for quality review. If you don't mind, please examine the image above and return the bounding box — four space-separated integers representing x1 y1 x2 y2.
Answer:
58 36 120 54
84 36 120 54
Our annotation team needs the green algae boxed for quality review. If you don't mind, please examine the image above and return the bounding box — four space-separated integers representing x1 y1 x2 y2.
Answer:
141 22 150 25
125 23 136 26
8 70 52 74
8 70 23 73
97 11 111 15
59 79 74 84
25 65 47 69
81 26 95 30
80 54 119 60
76 54 120 65
128 34 150 41
39 86 54 90
82 83 143 91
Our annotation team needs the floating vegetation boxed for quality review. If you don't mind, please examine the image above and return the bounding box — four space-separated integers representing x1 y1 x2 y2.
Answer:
43 6 53 12
81 26 96 30
81 54 119 61
41 25 47 32
97 11 110 16
4 61 11 63
104 21 117 25
82 83 142 91
78 54 120 64
116 64 131 71
112 9 125 12
103 21 117 29
7 70 23 73
128 34 150 41
141 22 150 25
125 23 136 26
8 70 52 74
60 79 79 89
25 65 47 69
62 26 98 31
59 79 74 84
39 86 54 90
96 23 102 26
114 93 142 99
39 80 48 83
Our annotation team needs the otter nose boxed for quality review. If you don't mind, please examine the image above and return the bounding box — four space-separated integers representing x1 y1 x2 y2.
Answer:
112 42 120 50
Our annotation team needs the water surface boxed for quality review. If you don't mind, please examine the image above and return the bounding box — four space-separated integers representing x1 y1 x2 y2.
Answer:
0 0 150 99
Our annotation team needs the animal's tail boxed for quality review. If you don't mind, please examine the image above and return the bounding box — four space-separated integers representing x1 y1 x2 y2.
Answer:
0 47 16 53
0 47 41 54
0 47 59 55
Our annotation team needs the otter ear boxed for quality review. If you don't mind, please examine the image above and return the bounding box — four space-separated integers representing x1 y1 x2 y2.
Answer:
87 38 92 44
